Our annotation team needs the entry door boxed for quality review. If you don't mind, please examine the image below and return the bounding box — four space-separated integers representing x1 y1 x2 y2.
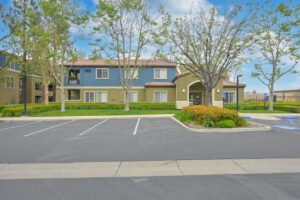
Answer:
189 92 202 105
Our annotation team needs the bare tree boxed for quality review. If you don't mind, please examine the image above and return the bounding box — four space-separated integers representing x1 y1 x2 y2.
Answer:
156 2 255 107
251 1 299 110
92 0 162 111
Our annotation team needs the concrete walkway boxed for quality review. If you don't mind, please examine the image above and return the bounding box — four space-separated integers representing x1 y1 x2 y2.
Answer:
0 158 299 180
240 113 300 120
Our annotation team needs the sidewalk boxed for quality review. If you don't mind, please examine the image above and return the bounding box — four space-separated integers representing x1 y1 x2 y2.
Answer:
0 158 299 180
240 113 300 120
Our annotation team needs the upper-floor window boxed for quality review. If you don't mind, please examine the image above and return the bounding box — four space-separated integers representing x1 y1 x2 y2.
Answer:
126 68 138 79
7 61 16 70
154 68 167 79
96 68 109 79
35 82 42 91
6 76 15 89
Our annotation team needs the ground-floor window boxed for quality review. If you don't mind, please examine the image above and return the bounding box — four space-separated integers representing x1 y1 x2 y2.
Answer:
224 92 235 103
129 92 138 102
154 92 167 102
85 91 95 102
68 89 80 101
35 96 42 103
97 92 107 103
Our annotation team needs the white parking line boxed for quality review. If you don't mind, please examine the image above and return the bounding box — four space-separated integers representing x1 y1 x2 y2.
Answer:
133 118 140 136
0 121 41 132
23 120 75 137
78 119 108 136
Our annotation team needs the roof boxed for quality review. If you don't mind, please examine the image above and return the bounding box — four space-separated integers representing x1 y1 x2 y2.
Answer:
223 81 246 87
144 82 176 87
274 89 300 93
64 59 176 67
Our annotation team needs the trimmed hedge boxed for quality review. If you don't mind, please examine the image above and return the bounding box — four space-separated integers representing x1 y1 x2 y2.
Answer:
2 102 176 117
0 105 5 113
225 102 300 113
183 105 243 126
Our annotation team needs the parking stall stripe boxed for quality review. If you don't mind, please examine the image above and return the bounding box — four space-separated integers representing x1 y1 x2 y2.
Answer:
23 120 75 137
133 118 141 136
0 121 41 132
78 119 108 136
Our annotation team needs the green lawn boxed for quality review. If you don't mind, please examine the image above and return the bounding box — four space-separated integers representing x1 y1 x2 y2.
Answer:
238 110 289 113
30 109 180 117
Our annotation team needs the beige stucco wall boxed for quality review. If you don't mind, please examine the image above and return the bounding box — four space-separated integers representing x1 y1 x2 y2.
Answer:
26 75 44 103
0 70 20 105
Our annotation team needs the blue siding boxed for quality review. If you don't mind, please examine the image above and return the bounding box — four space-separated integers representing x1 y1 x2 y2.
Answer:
65 66 176 87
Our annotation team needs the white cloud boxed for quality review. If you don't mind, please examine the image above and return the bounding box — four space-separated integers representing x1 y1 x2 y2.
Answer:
164 0 211 17
288 75 300 89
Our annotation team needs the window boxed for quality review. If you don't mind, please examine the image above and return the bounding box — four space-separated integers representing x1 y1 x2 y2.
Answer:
127 68 138 79
96 68 109 79
85 91 95 102
68 89 80 100
6 76 15 88
97 92 107 103
48 84 54 92
35 96 42 103
129 92 137 102
19 78 23 90
154 68 167 79
224 92 235 103
35 82 42 91
154 92 167 102
7 61 16 70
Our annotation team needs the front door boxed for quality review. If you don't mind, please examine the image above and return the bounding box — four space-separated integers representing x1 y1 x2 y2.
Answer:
189 92 202 105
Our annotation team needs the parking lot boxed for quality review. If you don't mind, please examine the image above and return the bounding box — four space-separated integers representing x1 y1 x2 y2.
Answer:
0 116 299 200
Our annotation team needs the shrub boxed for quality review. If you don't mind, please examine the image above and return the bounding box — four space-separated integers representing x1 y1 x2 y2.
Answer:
202 118 216 127
175 112 192 123
0 105 5 113
183 105 243 126
2 104 60 117
216 120 236 128
240 118 249 127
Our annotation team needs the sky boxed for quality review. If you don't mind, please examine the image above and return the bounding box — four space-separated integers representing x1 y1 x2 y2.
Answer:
1 0 300 94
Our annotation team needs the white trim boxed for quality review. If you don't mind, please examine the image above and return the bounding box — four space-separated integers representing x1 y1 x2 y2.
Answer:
154 68 167 80
6 69 21 73
27 74 42 78
96 68 109 79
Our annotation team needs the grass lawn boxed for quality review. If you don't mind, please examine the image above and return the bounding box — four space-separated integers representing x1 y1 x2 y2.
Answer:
238 110 289 113
30 109 180 117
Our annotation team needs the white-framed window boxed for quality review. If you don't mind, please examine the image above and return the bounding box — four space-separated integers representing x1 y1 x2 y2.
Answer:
129 91 138 102
97 92 107 103
126 68 138 79
96 68 109 79
154 68 167 79
7 61 16 70
224 92 235 103
6 76 15 88
19 78 23 90
154 91 167 102
85 91 95 102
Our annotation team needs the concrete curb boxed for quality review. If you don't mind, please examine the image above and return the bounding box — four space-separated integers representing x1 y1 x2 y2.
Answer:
0 114 174 121
171 117 271 133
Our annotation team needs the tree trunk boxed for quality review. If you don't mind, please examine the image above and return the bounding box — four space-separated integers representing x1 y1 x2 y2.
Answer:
60 65 65 112
42 73 49 105
205 89 212 107
124 90 130 111
269 84 274 111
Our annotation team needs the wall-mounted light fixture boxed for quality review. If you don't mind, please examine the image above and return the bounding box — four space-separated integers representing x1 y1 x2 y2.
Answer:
182 88 186 93
216 88 220 93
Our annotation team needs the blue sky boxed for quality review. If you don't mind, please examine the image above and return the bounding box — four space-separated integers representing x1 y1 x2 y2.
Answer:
2 0 300 93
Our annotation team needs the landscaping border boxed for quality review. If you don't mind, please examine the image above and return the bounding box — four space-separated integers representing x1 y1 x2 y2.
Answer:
171 116 271 132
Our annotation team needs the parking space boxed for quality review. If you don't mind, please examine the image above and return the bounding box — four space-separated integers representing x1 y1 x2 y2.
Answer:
0 117 299 164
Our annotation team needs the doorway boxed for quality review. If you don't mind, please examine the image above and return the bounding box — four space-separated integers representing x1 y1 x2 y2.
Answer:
189 92 202 105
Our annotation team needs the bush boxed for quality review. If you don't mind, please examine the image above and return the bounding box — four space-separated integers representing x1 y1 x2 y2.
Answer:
175 112 192 123
1 102 176 117
216 120 236 128
240 118 249 127
202 118 216 127
0 105 5 113
183 105 243 126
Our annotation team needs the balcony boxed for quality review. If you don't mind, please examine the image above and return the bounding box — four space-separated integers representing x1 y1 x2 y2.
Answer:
68 78 80 85
68 69 80 85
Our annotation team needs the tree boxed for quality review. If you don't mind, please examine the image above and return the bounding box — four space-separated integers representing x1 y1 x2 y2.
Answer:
92 0 161 111
251 1 300 110
39 0 86 112
156 2 255 107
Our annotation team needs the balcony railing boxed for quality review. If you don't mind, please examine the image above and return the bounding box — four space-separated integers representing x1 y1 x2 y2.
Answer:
68 79 80 85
